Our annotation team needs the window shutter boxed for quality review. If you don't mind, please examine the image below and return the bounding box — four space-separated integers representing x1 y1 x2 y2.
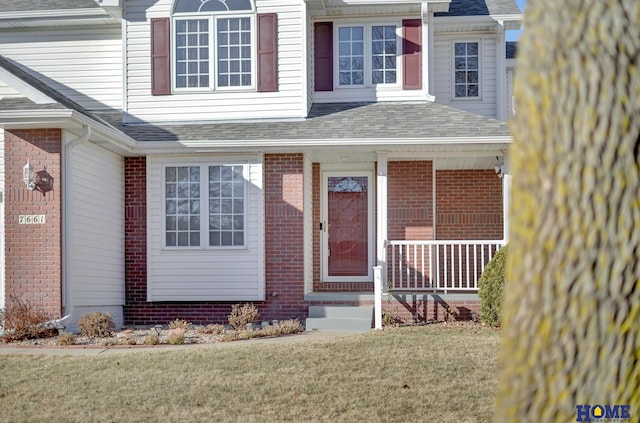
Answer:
257 13 278 92
402 19 421 90
151 17 171 95
314 22 333 91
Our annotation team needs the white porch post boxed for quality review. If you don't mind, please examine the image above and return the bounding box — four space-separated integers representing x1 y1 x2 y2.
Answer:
376 152 388 271
374 265 383 330
375 152 388 331
502 157 511 243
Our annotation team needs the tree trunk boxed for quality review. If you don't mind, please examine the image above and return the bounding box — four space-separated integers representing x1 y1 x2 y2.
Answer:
496 1 640 421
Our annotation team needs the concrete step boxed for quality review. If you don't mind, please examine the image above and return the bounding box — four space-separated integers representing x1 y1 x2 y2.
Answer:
306 306 373 332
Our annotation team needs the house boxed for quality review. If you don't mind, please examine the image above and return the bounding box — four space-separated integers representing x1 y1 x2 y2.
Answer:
0 0 521 331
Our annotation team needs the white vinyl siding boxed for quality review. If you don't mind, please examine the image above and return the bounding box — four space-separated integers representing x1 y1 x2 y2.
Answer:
67 140 125 308
147 155 265 302
125 0 306 123
313 16 427 104
0 26 123 111
0 129 4 310
433 34 497 119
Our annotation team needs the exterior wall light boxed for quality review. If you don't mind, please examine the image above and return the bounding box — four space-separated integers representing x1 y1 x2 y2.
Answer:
23 160 37 191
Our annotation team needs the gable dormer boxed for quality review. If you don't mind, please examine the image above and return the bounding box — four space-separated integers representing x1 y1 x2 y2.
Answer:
125 0 301 124
307 0 451 104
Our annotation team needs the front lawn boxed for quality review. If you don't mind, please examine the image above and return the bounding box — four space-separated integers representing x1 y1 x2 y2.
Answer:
0 325 499 422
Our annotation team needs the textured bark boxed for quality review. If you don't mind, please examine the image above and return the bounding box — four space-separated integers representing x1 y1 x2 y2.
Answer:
496 1 640 422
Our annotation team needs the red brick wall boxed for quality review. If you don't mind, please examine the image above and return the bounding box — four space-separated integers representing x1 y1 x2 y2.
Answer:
435 169 503 240
263 153 307 318
388 161 434 240
123 154 308 326
4 129 62 317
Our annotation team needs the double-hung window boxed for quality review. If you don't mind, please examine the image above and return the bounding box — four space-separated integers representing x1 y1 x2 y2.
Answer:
173 0 254 90
165 163 247 248
454 42 480 98
337 23 399 87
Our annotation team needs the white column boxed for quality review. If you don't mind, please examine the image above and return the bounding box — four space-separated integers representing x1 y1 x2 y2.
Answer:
376 152 388 288
374 265 383 330
502 162 511 243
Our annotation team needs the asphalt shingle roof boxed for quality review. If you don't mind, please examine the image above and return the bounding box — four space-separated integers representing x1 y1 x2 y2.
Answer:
435 0 521 17
0 55 509 144
0 0 99 13
102 102 510 142
0 55 113 127
1 0 521 16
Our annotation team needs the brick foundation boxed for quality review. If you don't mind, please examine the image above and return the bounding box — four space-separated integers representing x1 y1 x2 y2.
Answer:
4 129 62 317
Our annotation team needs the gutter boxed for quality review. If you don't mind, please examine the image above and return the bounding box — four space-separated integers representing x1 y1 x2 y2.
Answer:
0 109 137 156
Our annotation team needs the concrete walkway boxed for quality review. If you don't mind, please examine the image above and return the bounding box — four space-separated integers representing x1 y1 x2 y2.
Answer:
0 330 359 356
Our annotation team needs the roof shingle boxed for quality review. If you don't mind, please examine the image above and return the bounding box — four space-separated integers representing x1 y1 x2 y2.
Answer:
0 0 99 13
435 0 521 17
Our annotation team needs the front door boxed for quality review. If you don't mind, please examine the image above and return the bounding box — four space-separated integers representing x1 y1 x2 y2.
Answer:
322 171 373 282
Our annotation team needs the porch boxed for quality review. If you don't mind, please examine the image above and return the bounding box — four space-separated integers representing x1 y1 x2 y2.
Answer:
305 239 505 330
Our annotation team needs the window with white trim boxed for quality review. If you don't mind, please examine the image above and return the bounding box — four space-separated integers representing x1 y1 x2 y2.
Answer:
173 0 254 90
454 42 479 98
337 23 399 87
164 164 246 248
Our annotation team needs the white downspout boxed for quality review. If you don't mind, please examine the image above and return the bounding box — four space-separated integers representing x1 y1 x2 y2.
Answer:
59 125 91 328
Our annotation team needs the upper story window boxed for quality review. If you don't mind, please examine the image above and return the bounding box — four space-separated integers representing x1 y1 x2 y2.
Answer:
336 23 399 87
172 0 254 90
314 20 420 92
454 42 479 98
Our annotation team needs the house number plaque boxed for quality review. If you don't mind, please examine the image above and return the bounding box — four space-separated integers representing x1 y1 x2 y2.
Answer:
18 215 46 224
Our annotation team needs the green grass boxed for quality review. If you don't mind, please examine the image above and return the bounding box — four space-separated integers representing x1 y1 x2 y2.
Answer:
0 326 499 422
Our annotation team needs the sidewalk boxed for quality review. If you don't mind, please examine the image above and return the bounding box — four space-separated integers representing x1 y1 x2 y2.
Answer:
0 330 358 356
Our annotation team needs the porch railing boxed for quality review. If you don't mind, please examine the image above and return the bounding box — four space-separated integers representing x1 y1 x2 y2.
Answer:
385 240 505 293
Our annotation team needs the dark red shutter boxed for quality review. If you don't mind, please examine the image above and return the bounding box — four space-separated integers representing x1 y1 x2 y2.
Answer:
314 22 333 91
151 17 171 95
402 19 421 90
257 13 278 92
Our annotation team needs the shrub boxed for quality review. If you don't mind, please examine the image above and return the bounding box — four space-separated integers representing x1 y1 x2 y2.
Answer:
443 304 460 323
478 244 508 327
168 318 190 331
57 331 76 346
143 332 160 345
76 312 115 338
382 309 403 327
0 296 56 342
196 324 226 335
228 303 260 330
167 328 186 345
276 319 302 335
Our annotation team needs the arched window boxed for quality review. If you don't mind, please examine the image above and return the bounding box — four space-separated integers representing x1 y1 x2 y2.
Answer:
172 0 255 90
174 0 252 13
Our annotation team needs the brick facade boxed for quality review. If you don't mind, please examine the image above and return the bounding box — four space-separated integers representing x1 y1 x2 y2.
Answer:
123 154 307 326
388 161 434 240
435 169 503 240
117 158 501 325
4 129 62 317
